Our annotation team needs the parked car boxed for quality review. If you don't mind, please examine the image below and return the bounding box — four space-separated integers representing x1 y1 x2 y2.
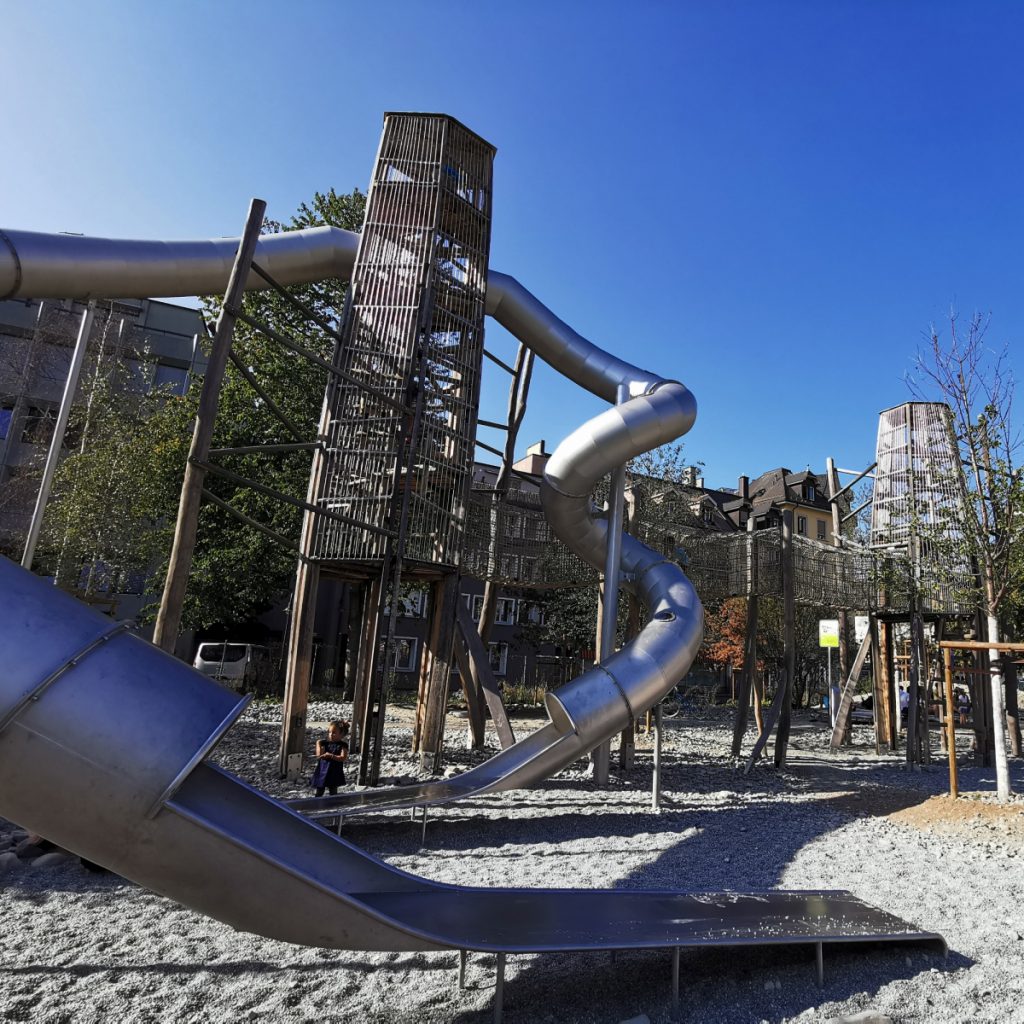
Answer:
193 642 273 691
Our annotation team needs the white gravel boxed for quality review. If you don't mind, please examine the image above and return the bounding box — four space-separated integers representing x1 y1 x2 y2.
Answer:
3 702 1023 1024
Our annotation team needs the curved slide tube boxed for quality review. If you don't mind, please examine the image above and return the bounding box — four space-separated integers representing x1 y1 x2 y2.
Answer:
0 563 947 963
1 225 702 817
0 227 943 970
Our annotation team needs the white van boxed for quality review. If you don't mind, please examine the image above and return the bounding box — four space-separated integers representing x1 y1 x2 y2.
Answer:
193 642 272 690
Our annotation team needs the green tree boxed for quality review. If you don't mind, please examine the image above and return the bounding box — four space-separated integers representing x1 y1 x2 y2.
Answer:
44 188 365 632
910 310 1024 800
168 187 366 630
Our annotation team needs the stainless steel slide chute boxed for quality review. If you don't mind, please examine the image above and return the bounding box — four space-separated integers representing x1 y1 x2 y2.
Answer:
0 558 944 968
0 224 944 998
2 224 703 818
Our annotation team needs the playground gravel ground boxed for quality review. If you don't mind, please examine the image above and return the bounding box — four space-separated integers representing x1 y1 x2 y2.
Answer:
3 702 1024 1024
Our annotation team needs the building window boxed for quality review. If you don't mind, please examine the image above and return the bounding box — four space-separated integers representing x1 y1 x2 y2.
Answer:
122 358 152 394
495 597 517 625
399 586 426 618
462 595 516 625
797 515 807 536
21 407 56 446
804 482 817 501
392 637 418 672
739 510 749 526
701 505 714 524
817 520 827 541
488 642 509 676
386 585 426 617
522 601 546 626
153 363 189 396
464 593 484 621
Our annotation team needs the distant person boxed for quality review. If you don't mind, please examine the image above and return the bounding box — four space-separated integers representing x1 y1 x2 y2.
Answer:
312 719 349 797
957 689 971 726
899 686 910 728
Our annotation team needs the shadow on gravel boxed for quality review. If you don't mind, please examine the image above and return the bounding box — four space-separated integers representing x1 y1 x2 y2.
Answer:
440 942 961 1024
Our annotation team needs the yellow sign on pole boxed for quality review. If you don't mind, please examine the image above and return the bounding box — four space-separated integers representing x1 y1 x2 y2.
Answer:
818 619 840 648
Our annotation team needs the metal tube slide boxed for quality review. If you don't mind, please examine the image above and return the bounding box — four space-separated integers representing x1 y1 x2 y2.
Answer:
0 557 945 963
0 223 703 817
0 227 943 972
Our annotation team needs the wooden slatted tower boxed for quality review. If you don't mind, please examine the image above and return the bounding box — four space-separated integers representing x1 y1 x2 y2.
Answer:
280 114 496 782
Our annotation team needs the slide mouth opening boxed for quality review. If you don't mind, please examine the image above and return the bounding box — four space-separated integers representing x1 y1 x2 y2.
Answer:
654 611 676 622
544 692 579 736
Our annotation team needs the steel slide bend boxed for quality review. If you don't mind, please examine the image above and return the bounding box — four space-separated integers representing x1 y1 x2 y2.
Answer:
0 228 944 967
0 226 703 813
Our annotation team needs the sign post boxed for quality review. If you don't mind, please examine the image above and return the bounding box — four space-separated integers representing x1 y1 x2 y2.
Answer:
819 619 840 727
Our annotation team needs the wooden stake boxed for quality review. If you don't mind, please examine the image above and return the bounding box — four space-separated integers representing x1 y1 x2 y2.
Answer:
943 648 959 797
774 510 795 769
153 199 266 654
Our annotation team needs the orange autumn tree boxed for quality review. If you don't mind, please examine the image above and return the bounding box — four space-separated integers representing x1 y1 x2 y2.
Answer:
700 597 749 671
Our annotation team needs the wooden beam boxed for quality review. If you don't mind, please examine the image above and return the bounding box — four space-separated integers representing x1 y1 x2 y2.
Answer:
417 575 461 770
154 199 265 653
774 510 795 769
828 630 872 750
456 600 516 749
731 517 758 756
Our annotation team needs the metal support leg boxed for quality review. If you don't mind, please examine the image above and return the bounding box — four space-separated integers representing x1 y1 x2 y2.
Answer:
458 949 467 990
421 805 429 846
671 946 680 1013
815 941 824 988
494 952 506 1024
335 814 345 836
652 703 663 812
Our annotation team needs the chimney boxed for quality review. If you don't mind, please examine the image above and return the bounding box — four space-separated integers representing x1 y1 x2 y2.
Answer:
696 476 705 489
738 475 749 500
512 440 550 477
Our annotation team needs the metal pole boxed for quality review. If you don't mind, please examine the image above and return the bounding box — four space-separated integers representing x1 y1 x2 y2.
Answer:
493 952 505 1024
594 383 630 786
651 702 663 812
22 302 96 571
943 648 959 798
827 646 833 727
152 198 266 654
671 946 681 1011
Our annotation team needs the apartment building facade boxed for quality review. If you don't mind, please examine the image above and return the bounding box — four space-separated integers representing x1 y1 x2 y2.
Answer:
0 296 206 558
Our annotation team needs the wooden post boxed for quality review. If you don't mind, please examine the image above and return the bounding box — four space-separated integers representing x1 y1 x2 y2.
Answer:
154 199 265 654
21 303 96 572
350 576 381 755
906 612 922 766
971 610 994 767
752 672 765 737
731 517 758 756
774 510 795 769
1004 653 1022 758
279 307 340 774
837 610 850 744
471 344 534 732
455 600 514 748
278 560 320 775
417 574 461 770
870 616 884 754
943 648 959 798
618 585 642 770
878 620 898 750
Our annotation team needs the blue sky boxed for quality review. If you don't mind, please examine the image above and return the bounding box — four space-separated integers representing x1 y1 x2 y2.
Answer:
3 1 1022 490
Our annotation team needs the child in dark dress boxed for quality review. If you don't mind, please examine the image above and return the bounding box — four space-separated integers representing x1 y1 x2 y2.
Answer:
312 719 349 797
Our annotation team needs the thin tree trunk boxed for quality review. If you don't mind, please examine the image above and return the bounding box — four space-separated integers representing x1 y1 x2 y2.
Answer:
986 609 1012 800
